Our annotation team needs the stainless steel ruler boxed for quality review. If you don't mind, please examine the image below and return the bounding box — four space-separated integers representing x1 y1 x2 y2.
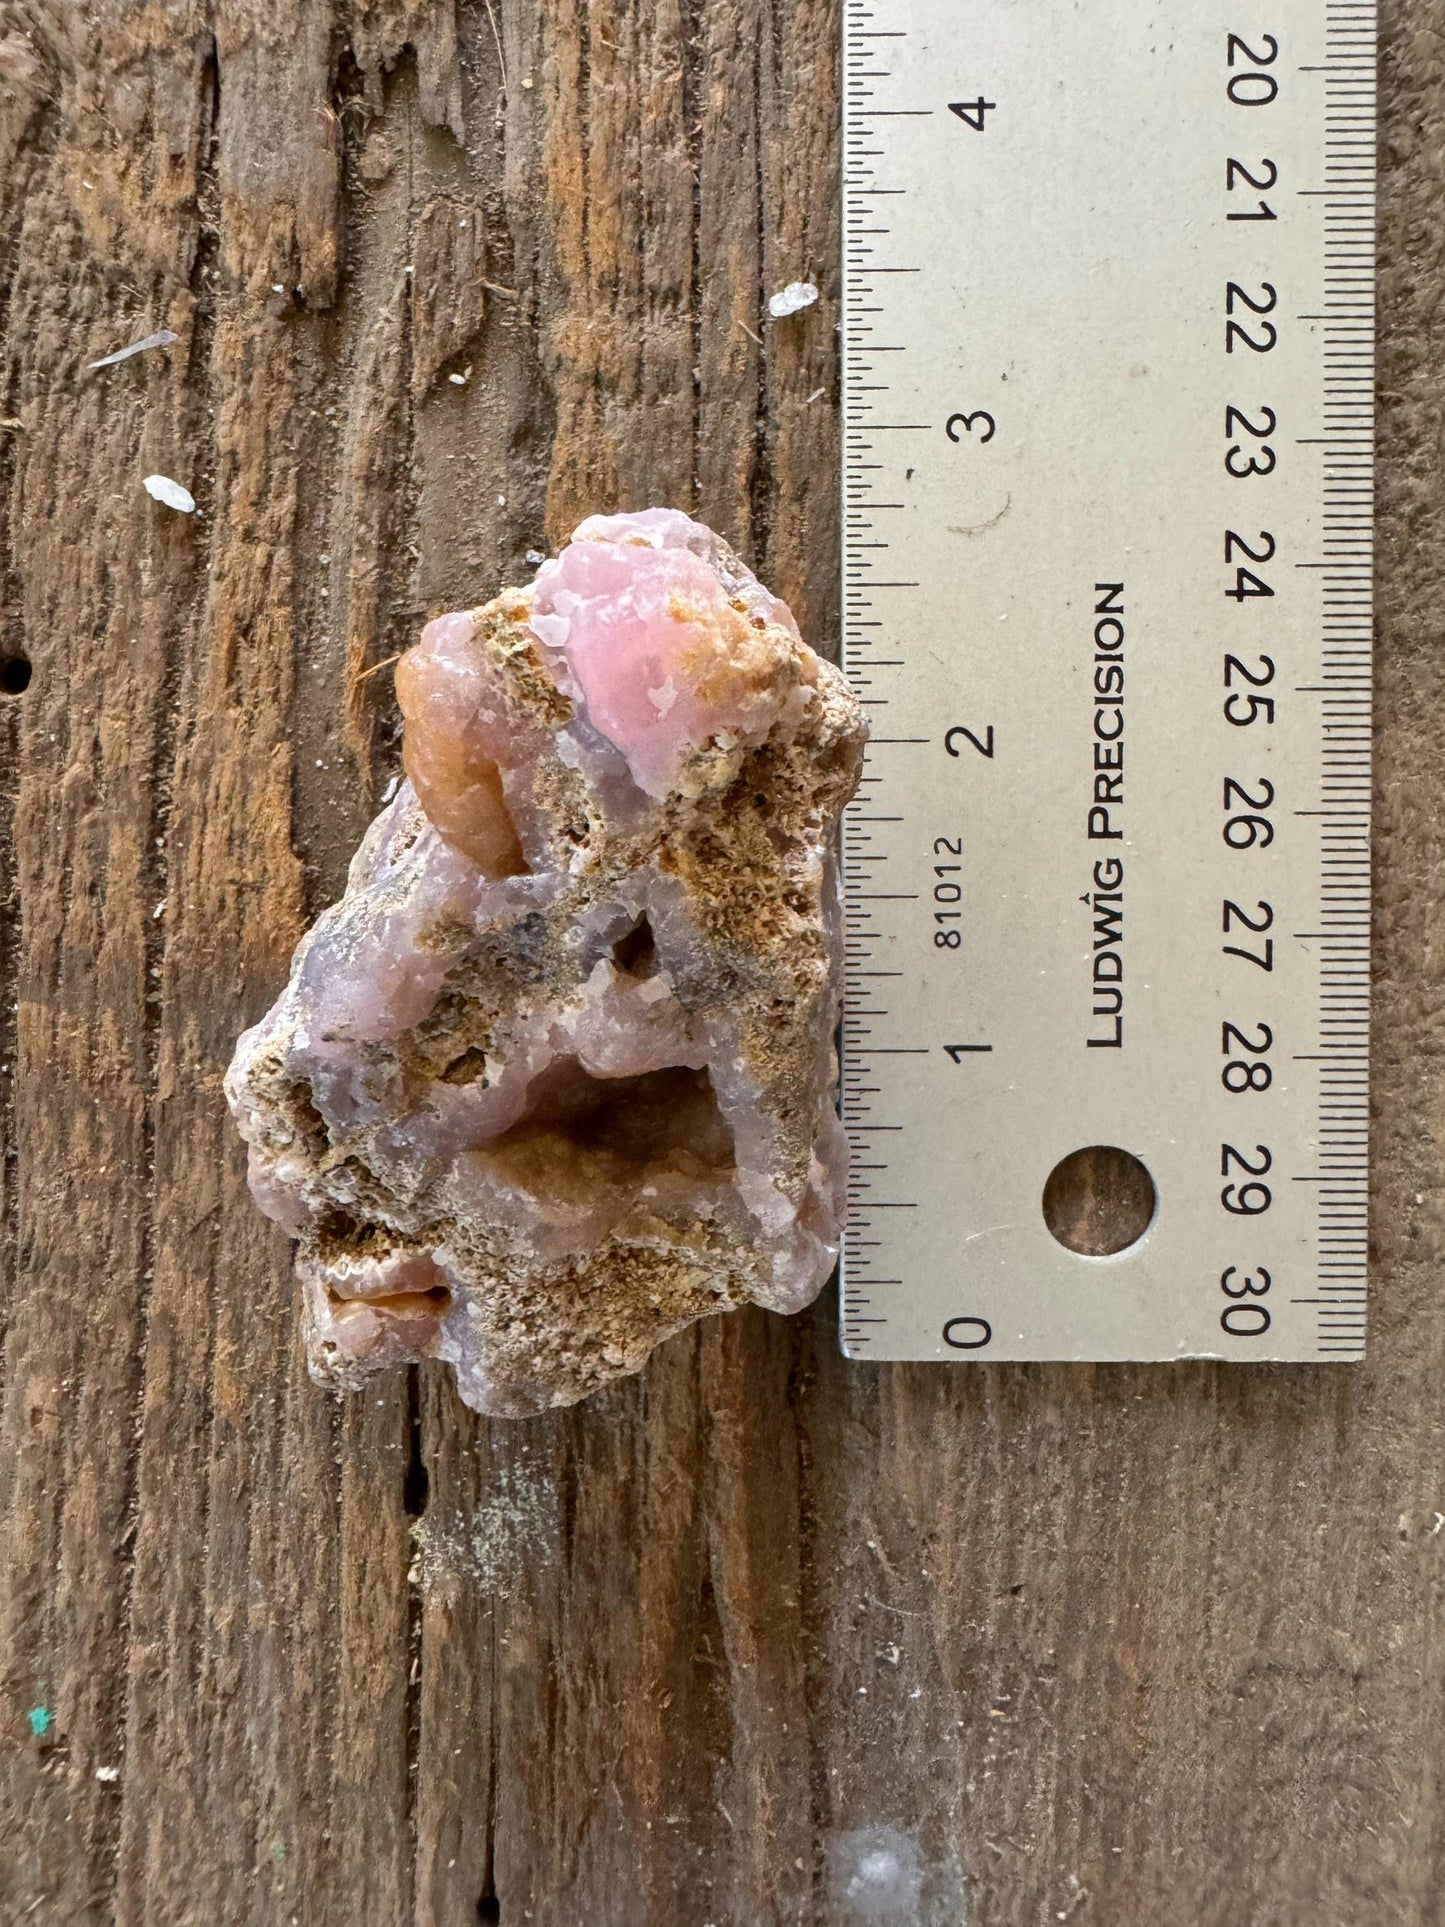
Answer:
840 1 1374 1360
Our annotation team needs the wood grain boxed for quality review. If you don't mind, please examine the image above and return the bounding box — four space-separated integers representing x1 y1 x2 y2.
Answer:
0 3 1436 1923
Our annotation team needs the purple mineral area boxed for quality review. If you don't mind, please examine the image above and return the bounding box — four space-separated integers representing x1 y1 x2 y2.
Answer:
225 509 866 1415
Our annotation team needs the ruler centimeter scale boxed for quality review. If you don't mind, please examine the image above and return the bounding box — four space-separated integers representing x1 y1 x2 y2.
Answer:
840 2 1374 1361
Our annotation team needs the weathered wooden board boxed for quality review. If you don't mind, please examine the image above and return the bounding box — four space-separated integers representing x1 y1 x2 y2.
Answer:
0 3 1438 1923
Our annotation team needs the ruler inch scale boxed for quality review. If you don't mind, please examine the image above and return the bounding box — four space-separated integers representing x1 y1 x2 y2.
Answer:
840 2 1374 1362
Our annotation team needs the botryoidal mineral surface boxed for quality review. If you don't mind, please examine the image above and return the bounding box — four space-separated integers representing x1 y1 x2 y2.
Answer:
226 509 866 1415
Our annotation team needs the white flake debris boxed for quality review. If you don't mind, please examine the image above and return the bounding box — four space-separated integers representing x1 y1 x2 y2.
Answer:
87 329 179 370
95 1765 120 1784
449 366 472 386
143 474 196 514
767 280 819 319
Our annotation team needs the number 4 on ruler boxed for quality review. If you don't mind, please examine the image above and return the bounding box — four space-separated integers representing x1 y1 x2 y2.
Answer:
949 97 996 131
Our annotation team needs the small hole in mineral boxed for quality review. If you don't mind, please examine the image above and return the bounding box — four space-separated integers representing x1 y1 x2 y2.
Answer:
1042 1145 1156 1256
477 1892 501 1925
439 1044 489 1087
0 656 32 696
610 914 657 978
288 1079 329 1147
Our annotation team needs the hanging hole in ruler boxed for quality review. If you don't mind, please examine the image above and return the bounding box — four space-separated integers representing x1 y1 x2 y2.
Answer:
1042 1147 1157 1258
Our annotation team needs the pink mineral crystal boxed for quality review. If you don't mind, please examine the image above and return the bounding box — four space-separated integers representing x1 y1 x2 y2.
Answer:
225 509 866 1415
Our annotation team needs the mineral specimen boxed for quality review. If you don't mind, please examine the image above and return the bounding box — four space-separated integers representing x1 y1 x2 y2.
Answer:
225 509 866 1415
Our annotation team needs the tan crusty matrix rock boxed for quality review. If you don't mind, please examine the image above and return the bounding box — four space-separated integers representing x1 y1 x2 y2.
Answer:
225 509 866 1415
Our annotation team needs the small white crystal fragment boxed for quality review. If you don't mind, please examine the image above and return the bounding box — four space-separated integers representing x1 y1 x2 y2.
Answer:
142 473 195 513
767 280 819 319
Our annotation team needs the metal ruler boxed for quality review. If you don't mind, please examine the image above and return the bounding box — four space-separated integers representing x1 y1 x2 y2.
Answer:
840 1 1374 1361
